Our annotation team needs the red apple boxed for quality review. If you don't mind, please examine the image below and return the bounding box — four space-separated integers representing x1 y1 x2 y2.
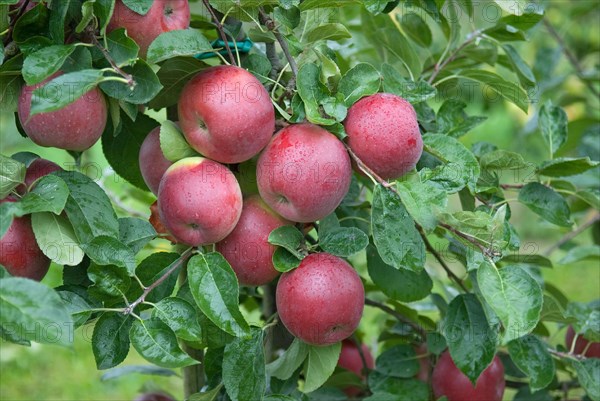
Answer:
133 393 175 401
0 198 50 281
16 157 61 195
257 123 352 223
566 326 600 358
157 157 242 246
108 0 190 57
343 93 422 180
338 339 375 397
415 344 431 382
216 195 291 286
276 253 364 345
178 65 275 164
148 200 177 244
139 126 173 195
18 73 107 151
432 351 505 401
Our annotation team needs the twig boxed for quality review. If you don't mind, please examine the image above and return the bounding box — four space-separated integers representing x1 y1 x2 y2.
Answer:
124 248 194 314
543 19 600 98
343 143 398 192
258 8 298 77
91 36 134 87
548 347 586 362
202 0 236 65
427 29 483 85
418 226 469 292
350 335 371 377
439 223 501 259
500 184 525 190
364 298 426 339
544 211 600 256
3 0 30 45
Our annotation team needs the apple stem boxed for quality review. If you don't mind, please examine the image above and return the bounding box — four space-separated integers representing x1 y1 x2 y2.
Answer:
258 8 298 77
202 0 236 65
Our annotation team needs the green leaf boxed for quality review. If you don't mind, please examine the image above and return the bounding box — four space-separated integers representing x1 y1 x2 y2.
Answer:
371 185 425 272
189 384 224 401
187 253 250 337
0 154 25 198
480 150 530 171
30 69 107 116
147 29 213 64
130 318 197 368
58 290 91 328
296 63 336 125
105 28 140 67
381 64 436 103
319 227 368 257
537 157 599 177
55 171 119 244
94 0 116 34
100 59 162 104
122 0 153 15
132 252 181 304
574 359 600 401
268 226 307 259
0 278 73 346
119 217 156 254
152 297 202 342
539 101 568 156
367 372 429 401
420 133 481 193
502 44 536 87
223 328 266 401
375 345 419 378
159 120 198 162
88 262 131 299
518 182 572 227
16 174 68 215
338 62 381 106
103 111 160 190
271 248 302 273
81 236 136 275
149 56 206 110
438 209 507 254
92 313 133 369
559 245 600 264
22 44 75 85
508 335 555 392
444 293 497 385
304 342 342 393
478 263 543 343
31 212 85 266
459 69 528 113
305 23 351 44
100 365 178 381
266 338 309 380
399 12 432 47
396 180 447 232
76 0 95 33
366 244 432 302
434 100 487 138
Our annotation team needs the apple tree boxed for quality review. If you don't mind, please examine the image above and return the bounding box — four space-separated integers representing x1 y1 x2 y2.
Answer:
0 0 599 400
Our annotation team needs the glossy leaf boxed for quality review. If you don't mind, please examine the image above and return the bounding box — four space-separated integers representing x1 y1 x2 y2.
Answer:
92 313 133 370
381 64 436 103
539 101 568 156
508 335 555 392
375 345 419 378
338 62 381 106
0 154 25 198
518 182 572 227
268 226 306 259
147 29 213 64
152 297 202 342
574 359 600 401
537 157 599 177
396 180 447 232
31 212 85 266
22 44 75 85
459 69 528 113
304 342 342 393
159 120 198 162
223 328 266 401
266 338 309 380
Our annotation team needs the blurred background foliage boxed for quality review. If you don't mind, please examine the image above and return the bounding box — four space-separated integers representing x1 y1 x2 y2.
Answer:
1 0 599 399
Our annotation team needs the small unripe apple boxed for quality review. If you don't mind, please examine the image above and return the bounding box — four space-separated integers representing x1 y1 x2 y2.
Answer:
157 157 242 246
16 157 61 195
257 123 352 223
565 326 600 358
432 351 505 401
178 65 275 164
344 93 422 179
338 339 375 397
276 253 364 345
0 198 50 281
139 126 173 195
216 195 291 286
133 392 175 401
108 0 191 57
18 73 107 151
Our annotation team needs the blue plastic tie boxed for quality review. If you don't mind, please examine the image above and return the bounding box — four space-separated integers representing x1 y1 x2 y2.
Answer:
195 38 254 60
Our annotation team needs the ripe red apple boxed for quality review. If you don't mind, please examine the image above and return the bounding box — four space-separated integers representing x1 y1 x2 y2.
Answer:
16 157 61 195
566 326 600 358
157 157 242 246
108 0 190 57
178 65 275 164
343 93 422 180
133 393 175 401
257 123 352 223
216 195 291 286
338 339 375 397
139 126 173 195
0 198 50 281
276 253 364 345
18 73 107 151
432 351 505 401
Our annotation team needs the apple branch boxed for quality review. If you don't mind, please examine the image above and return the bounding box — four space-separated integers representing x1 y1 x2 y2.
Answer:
202 0 236 66
544 211 600 256
258 8 298 77
365 298 426 339
123 247 194 315
427 29 484 85
91 36 134 88
3 0 30 46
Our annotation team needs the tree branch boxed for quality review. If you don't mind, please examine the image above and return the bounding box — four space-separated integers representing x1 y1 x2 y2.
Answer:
202 0 236 65
544 211 600 256
364 298 426 339
124 248 194 315
91 35 134 87
258 8 298 77
427 29 484 85
3 0 30 46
